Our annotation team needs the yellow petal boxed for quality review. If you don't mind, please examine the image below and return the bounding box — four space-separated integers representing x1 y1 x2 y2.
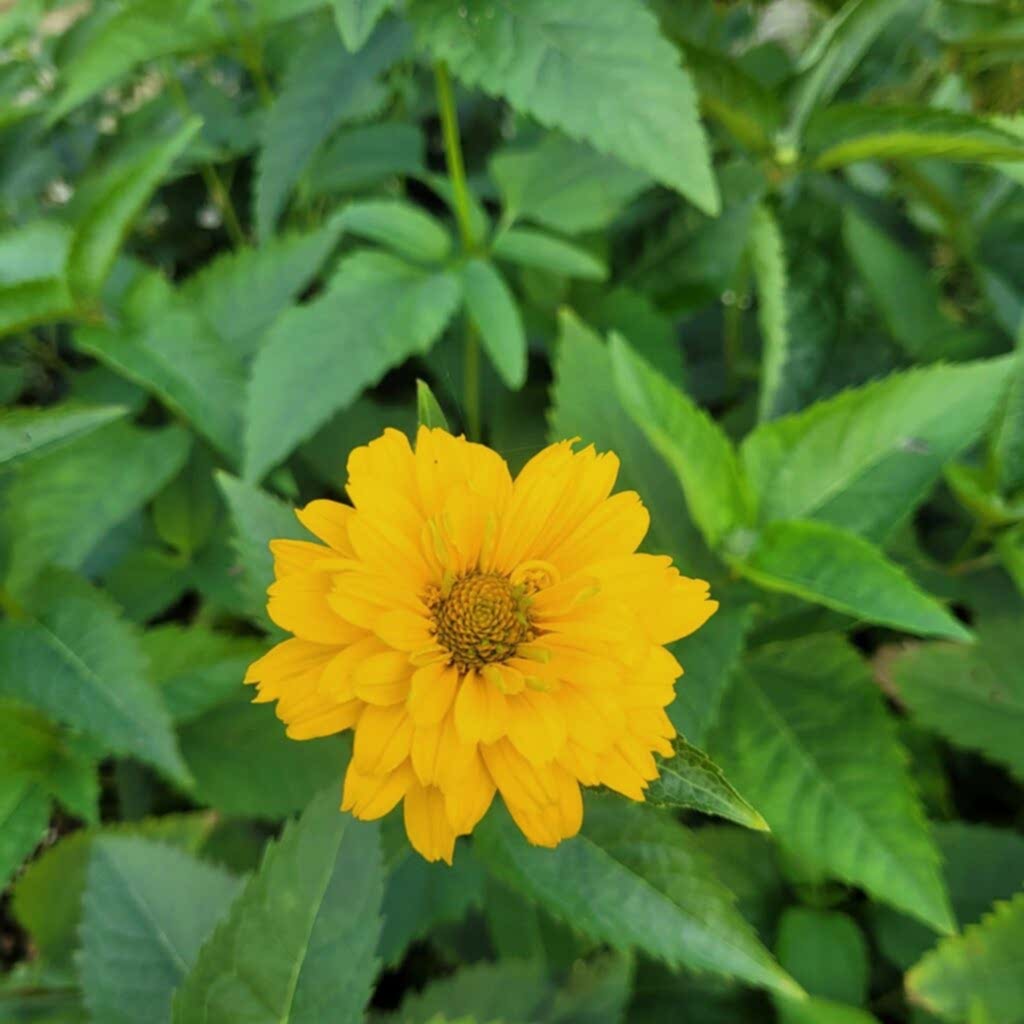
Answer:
407 662 459 726
374 608 435 652
351 650 412 706
319 635 385 701
270 539 332 577
268 572 363 645
342 760 415 819
353 704 414 775
443 749 495 835
295 499 355 554
505 689 567 764
454 670 508 744
286 699 360 740
403 782 457 864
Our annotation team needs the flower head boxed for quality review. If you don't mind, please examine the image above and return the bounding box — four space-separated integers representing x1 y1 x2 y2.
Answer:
246 427 717 863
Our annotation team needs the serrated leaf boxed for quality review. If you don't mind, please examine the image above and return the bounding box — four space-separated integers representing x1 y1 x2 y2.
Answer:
0 220 75 338
490 133 649 235
410 0 718 213
173 790 384 1024
342 199 451 263
733 519 971 641
749 205 793 423
907 893 1024 1023
646 736 768 831
740 358 1011 543
0 569 189 785
180 219 346 358
610 333 751 550
709 635 954 933
0 776 49 892
12 812 216 965
4 420 190 590
492 227 606 280
332 0 392 50
416 379 449 430
244 251 460 481
475 799 801 997
255 20 408 237
68 119 201 299
80 838 243 1024
0 403 124 471
461 258 526 388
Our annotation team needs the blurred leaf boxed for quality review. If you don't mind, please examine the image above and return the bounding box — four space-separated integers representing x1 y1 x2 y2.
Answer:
776 908 869 1007
475 799 801 997
332 0 392 50
646 735 768 832
5 421 190 590
461 258 527 388
152 446 221 558
0 776 49 892
710 635 954 933
0 404 124 471
342 199 451 263
0 221 75 338
808 105 1024 169
0 570 187 786
741 358 1011 543
68 119 201 300
776 997 882 1024
992 345 1024 494
12 813 216 966
907 893 1024 1024
411 0 717 213
610 333 752 550
888 617 1024 782
416 380 449 430
492 228 607 280
590 287 683 384
173 790 384 1024
732 519 971 641
244 251 460 481
181 219 346 359
80 838 243 1024
307 122 425 194
490 134 649 235
255 20 408 237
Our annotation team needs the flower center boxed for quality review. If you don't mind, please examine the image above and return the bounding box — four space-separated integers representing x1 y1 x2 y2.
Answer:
428 572 533 672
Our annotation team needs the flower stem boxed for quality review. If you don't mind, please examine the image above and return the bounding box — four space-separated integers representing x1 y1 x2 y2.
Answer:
434 61 481 439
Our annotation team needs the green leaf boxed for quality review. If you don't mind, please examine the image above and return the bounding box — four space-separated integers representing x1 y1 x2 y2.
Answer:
0 220 75 338
490 133 649 235
0 776 49 892
151 446 222 558
645 736 768 831
748 205 793 423
776 997 883 1024
342 199 451 263
808 105 1024 169
0 404 124 471
68 119 201 299
416 380 449 431
610 333 751 550
461 258 526 388
992 346 1024 495
732 519 971 641
475 798 801 997
80 838 243 1024
173 789 384 1024
907 893 1024 1024
12 813 216 966
0 569 189 786
180 220 346 359
332 0 392 50
4 420 190 590
410 0 717 213
307 122 425 194
492 228 606 280
741 358 1011 543
776 908 869 1006
709 635 954 933
255 21 408 237
888 617 1024 782
244 250 460 481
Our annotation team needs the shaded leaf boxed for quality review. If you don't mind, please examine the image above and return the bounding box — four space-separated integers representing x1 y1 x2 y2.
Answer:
0 221 75 338
0 776 49 892
493 228 606 280
342 199 451 263
0 403 124 471
332 0 392 51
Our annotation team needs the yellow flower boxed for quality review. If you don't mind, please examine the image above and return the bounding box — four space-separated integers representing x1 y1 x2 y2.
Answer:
245 427 717 863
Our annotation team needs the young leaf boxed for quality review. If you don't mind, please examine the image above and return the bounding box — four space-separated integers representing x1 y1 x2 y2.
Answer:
244 251 460 481
474 799 801 998
68 119 201 299
492 228 606 280
0 403 124 471
907 893 1024 1023
332 0 392 51
172 790 384 1024
731 519 971 642
0 221 75 338
610 333 752 550
416 380 449 431
80 838 243 1024
645 735 768 831
740 357 1011 543
709 635 954 933
409 0 718 214
0 777 49 892
341 199 451 263
461 258 527 388
0 569 190 786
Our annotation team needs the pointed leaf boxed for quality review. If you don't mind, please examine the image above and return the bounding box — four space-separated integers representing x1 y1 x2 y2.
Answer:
461 258 526 388
341 199 451 263
0 776 49 892
492 228 606 280
332 0 392 50
0 403 124 470
416 380 449 431
0 221 75 338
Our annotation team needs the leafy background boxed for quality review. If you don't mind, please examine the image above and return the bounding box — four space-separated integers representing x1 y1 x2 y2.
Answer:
1 0 1024 1022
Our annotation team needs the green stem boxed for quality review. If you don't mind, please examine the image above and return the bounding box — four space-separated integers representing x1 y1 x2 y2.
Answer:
434 61 481 439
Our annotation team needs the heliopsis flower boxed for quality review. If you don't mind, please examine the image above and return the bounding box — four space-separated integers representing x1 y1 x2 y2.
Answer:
245 427 717 863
